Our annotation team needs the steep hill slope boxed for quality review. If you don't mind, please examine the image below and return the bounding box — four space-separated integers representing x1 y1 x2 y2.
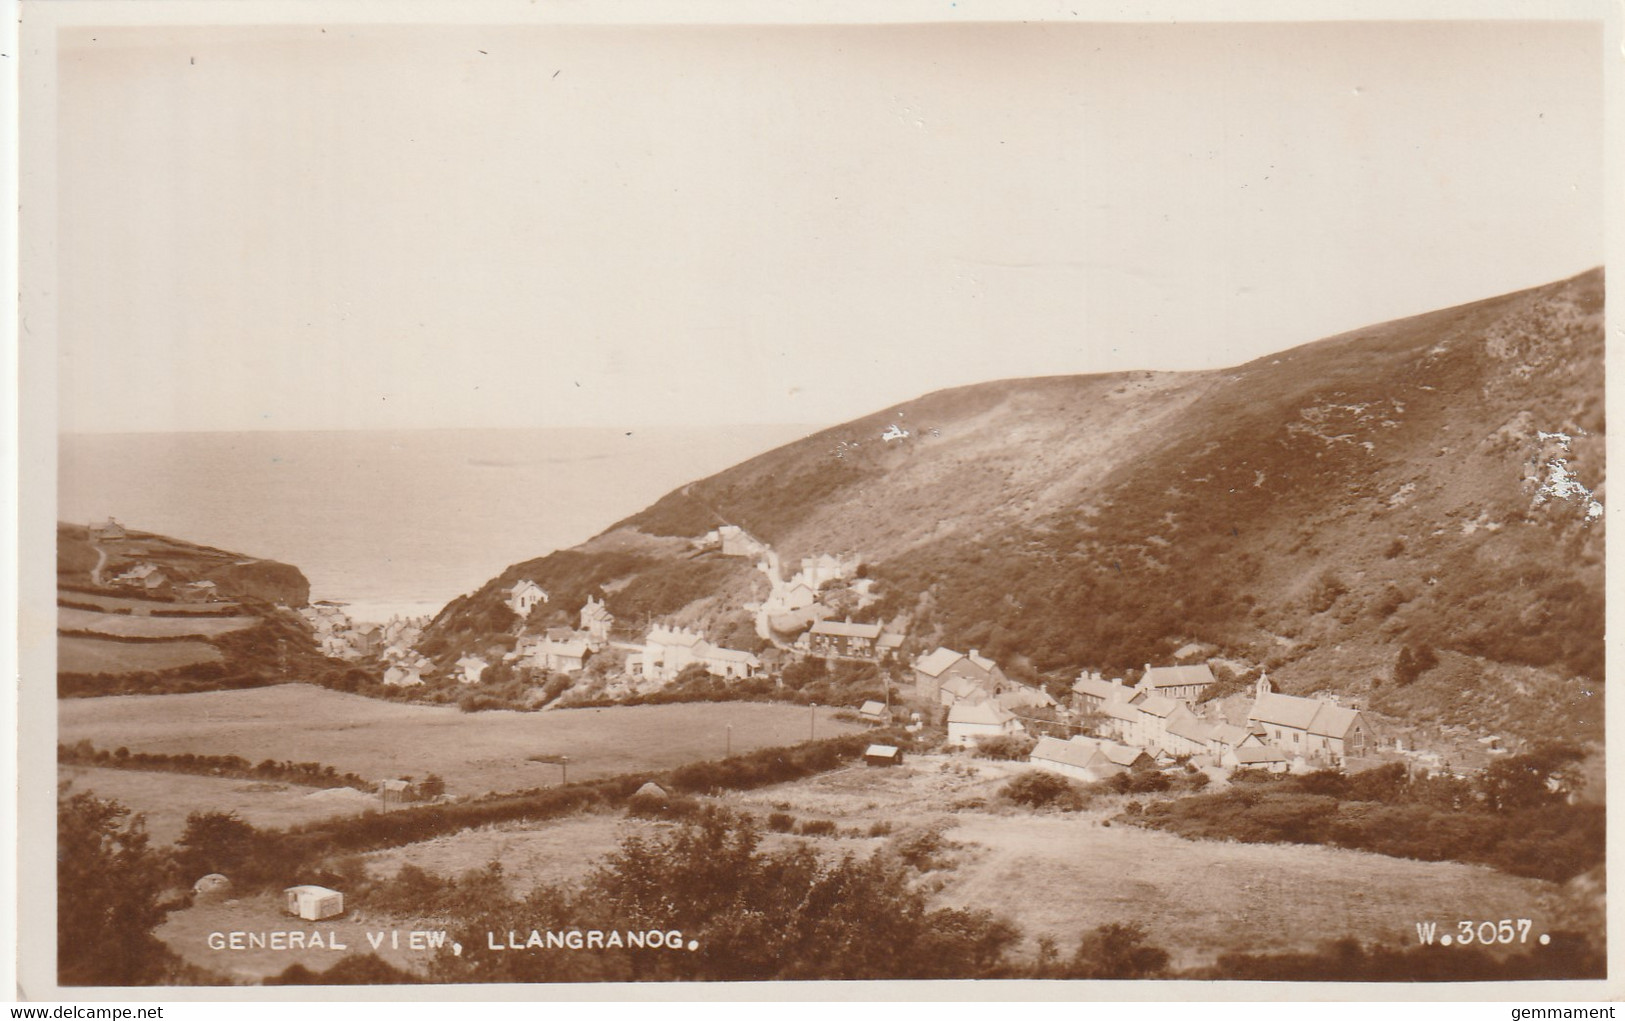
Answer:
423 269 1604 743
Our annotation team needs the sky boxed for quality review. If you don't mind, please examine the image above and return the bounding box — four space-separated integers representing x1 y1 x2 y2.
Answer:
52 17 1605 434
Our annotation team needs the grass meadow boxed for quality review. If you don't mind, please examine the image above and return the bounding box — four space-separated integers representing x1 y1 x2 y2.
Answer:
58 683 863 795
58 635 224 675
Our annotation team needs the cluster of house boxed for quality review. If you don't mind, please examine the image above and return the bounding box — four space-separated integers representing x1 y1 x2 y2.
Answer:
899 646 1374 776
758 551 865 616
302 604 425 665
1071 667 1372 770
793 617 906 660
631 625 762 681
495 594 612 677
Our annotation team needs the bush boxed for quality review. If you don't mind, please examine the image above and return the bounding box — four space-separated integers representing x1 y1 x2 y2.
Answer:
1002 771 1084 810
973 734 1037 761
766 812 797 833
796 819 838 837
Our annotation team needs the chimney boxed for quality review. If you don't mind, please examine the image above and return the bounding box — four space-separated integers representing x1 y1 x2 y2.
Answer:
970 649 979 659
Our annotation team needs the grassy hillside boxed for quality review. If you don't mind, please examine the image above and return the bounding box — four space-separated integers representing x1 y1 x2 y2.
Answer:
423 269 1604 743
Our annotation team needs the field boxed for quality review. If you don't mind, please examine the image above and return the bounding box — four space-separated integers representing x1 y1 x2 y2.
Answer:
729 758 1579 969
57 684 863 796
336 754 1584 973
58 606 260 638
59 590 241 615
59 765 379 844
58 635 223 675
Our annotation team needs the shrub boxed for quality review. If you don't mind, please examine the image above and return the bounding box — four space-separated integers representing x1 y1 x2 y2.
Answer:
973 734 1037 761
796 819 838 837
766 812 797 833
1002 771 1084 810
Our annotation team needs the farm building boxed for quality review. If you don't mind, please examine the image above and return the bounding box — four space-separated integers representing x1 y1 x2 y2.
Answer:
88 517 126 541
946 699 1023 746
993 682 1058 712
638 626 704 680
1028 736 1105 782
1246 675 1373 766
1029 735 1152 782
1224 744 1293 773
504 580 549 618
285 885 345 921
858 700 890 723
1137 663 1216 703
864 744 903 767
694 642 760 680
912 647 1009 704
805 618 885 660
539 637 591 674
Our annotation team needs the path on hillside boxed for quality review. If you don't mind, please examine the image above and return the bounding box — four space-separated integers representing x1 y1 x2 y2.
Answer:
89 542 108 587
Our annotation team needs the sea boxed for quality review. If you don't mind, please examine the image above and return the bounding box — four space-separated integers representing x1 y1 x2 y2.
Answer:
57 426 816 625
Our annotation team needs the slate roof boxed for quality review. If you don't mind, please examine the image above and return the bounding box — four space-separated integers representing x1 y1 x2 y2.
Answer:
1248 692 1364 738
1099 701 1142 723
1031 736 1101 771
948 700 1017 727
810 619 884 639
1164 713 1215 743
1233 745 1291 765
1140 663 1217 691
1071 675 1122 700
914 647 965 677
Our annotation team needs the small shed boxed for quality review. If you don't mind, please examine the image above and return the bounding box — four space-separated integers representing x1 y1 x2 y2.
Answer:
285 885 344 921
633 781 669 802
864 744 903 767
858 700 890 723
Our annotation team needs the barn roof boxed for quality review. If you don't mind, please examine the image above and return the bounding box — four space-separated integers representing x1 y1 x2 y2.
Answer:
948 700 1017 727
859 700 887 716
1031 736 1101 770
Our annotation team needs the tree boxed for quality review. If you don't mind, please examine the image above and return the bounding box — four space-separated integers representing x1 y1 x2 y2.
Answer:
58 792 174 985
1068 922 1171 979
174 810 268 886
1476 744 1585 813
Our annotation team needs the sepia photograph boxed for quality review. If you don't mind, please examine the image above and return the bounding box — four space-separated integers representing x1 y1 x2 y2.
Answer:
14 0 1613 1000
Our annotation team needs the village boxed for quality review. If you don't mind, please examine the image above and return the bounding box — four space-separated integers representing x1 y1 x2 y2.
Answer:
76 514 1501 784
315 519 1455 787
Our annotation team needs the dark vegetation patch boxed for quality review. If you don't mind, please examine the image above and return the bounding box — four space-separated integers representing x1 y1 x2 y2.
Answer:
1129 749 1602 882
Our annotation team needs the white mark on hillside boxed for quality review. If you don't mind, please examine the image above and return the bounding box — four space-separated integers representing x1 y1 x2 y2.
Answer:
1531 431 1603 521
